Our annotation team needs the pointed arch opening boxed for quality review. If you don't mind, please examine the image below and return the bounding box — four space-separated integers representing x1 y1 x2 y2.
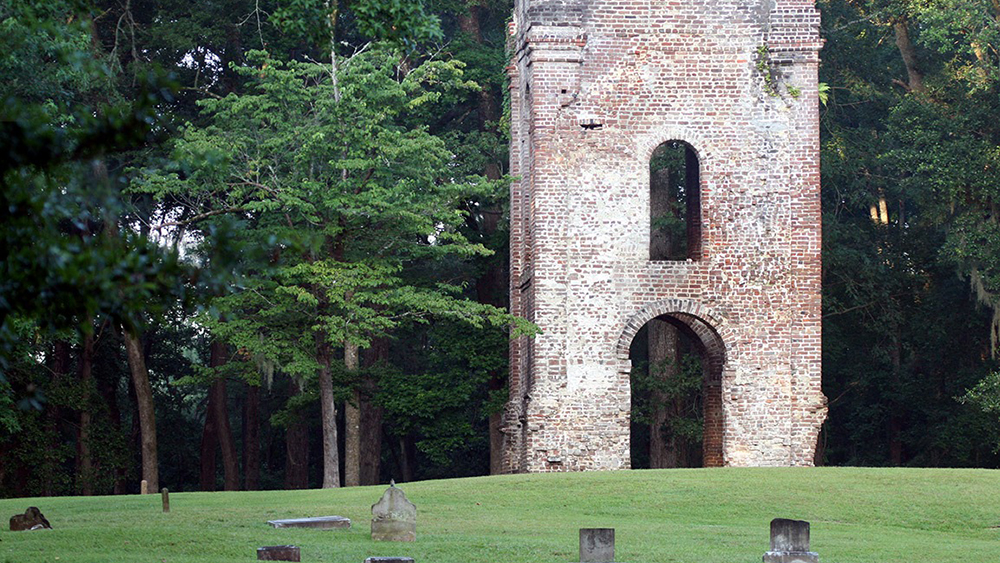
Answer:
650 140 701 261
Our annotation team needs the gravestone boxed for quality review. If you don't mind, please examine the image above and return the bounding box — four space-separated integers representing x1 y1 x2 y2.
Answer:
763 519 819 563
162 488 170 513
257 545 301 561
364 558 415 563
140 479 148 495
9 507 52 531
579 528 615 563
371 481 416 542
267 516 351 529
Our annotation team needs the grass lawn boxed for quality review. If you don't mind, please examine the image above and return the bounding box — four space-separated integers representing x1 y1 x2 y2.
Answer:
1 467 998 562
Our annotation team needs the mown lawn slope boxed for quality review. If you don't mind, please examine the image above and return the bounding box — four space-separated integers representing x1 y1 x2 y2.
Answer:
1 467 998 563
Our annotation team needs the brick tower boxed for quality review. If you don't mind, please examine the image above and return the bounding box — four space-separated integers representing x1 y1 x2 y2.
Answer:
504 0 827 472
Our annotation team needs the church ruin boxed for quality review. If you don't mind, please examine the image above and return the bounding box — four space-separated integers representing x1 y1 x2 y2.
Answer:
503 0 828 472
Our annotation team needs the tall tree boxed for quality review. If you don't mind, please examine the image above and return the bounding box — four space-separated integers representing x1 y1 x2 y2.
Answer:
142 43 530 487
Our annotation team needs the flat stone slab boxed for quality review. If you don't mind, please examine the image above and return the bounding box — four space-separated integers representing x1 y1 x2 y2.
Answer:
267 516 351 530
365 558 414 563
258 545 301 561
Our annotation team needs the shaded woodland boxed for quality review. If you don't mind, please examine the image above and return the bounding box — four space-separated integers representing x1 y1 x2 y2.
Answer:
2 0 1000 497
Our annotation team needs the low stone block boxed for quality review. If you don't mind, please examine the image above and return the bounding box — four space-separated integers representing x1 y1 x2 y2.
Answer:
267 516 351 529
579 528 614 563
257 545 301 561
364 557 415 563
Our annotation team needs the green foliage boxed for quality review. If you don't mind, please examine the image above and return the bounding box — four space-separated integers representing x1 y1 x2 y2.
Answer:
0 0 210 391
755 44 780 96
960 371 1000 450
380 319 508 476
0 0 118 106
755 43 804 99
0 380 16 433
818 0 1000 466
273 0 442 49
158 45 525 347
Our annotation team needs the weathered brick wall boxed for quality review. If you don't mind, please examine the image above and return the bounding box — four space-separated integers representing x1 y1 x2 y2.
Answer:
503 0 828 472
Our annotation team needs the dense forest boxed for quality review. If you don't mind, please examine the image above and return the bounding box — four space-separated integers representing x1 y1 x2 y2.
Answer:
2 0 1000 497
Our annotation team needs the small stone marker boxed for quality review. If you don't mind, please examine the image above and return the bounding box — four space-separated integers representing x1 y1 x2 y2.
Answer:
267 516 351 529
140 479 148 495
579 528 615 563
257 545 301 562
364 558 415 563
162 488 170 513
9 507 52 531
763 518 819 563
371 480 416 542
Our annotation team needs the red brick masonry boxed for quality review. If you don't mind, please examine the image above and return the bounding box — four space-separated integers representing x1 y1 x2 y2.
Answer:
504 0 827 472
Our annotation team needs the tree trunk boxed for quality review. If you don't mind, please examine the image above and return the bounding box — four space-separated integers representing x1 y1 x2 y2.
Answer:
221 21 243 95
199 394 218 491
209 340 240 490
243 381 261 490
813 422 826 466
398 435 415 483
648 318 680 468
284 378 310 490
45 340 71 497
94 325 127 494
458 3 510 475
123 327 158 492
317 338 341 488
343 340 361 487
359 340 387 485
76 331 95 495
889 328 904 465
894 19 927 94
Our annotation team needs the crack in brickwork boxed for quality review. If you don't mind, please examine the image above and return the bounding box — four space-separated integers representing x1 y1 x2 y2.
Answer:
503 0 827 473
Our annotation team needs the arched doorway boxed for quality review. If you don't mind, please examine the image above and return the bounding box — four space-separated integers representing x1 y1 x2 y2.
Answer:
623 309 725 468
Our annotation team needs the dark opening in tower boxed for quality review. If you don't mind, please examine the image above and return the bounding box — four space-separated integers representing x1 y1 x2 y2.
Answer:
650 141 701 261
628 314 724 469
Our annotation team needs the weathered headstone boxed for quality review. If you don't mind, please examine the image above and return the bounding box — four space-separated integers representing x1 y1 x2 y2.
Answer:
9 507 52 531
371 481 416 542
763 519 819 563
140 479 148 495
267 516 351 529
579 528 615 563
364 558 414 563
257 545 301 561
162 488 170 513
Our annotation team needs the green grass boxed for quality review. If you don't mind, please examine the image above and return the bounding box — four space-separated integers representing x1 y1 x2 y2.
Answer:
1 468 998 562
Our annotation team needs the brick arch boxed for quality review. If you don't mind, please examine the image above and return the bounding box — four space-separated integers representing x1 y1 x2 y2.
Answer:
615 299 731 377
637 127 717 167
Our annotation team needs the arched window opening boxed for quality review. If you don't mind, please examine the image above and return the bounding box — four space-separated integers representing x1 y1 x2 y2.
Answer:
629 315 722 468
650 141 701 260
